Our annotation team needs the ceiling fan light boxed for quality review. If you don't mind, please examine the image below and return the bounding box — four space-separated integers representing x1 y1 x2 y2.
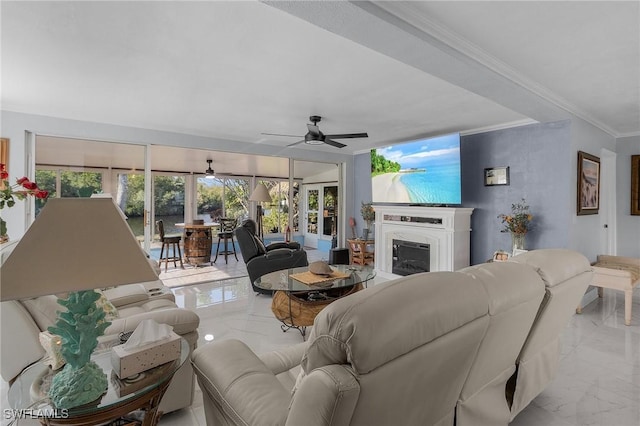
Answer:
304 131 324 145
205 159 215 178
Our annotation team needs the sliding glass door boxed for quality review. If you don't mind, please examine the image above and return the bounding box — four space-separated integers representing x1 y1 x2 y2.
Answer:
305 187 319 248
302 183 338 250
153 174 186 239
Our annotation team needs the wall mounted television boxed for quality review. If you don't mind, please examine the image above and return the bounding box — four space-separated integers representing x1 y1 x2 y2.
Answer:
371 133 461 206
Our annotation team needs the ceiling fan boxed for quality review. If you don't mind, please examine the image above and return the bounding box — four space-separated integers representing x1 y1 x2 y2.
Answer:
262 115 368 149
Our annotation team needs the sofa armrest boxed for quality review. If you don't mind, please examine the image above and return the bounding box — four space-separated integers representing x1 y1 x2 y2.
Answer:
267 242 301 251
102 284 148 307
105 307 200 336
264 247 299 260
259 342 307 375
192 339 290 426
246 250 309 286
287 365 360 426
1 301 46 382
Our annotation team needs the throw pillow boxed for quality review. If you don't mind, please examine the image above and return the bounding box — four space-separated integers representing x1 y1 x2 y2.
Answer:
95 290 119 321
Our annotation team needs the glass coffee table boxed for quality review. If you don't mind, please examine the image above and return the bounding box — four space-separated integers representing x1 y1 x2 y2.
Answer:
8 337 189 426
255 264 376 338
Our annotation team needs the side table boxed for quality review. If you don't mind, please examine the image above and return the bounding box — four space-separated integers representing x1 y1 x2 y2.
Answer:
176 222 219 266
347 239 375 266
7 338 189 426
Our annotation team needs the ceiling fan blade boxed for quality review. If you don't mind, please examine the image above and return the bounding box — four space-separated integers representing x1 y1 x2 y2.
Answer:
261 132 302 138
307 124 320 136
287 139 306 147
324 132 368 139
323 138 347 149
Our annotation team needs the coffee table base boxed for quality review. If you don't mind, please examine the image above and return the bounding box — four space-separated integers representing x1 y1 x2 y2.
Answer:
271 283 363 338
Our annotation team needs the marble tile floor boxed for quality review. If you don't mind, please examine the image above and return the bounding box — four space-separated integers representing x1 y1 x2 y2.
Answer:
158 255 249 288
3 269 639 425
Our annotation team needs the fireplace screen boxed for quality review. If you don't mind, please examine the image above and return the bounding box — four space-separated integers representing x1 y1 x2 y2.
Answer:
392 239 430 276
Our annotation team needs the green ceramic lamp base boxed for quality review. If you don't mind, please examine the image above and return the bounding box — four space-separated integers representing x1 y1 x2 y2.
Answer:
47 289 111 409
49 361 107 409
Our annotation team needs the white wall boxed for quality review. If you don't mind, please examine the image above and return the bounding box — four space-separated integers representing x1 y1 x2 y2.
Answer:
301 166 339 183
569 118 617 261
616 136 640 257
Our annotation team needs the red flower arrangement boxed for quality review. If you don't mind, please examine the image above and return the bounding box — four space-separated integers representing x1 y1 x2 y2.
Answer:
1 163 49 239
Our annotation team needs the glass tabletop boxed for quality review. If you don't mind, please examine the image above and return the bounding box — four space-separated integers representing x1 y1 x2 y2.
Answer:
254 264 376 292
8 337 189 418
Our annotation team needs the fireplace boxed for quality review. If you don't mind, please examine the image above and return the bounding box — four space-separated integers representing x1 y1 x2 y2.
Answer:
373 205 473 279
392 239 430 276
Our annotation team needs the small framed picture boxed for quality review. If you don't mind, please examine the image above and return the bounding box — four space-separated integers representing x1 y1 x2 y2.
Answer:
493 250 510 262
484 166 510 186
0 138 8 190
577 151 600 215
631 155 639 215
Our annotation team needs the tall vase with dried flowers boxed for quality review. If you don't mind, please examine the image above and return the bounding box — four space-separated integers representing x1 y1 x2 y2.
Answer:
498 198 533 254
0 163 49 242
360 202 375 240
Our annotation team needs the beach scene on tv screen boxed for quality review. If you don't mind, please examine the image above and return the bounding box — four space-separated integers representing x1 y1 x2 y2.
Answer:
371 133 461 204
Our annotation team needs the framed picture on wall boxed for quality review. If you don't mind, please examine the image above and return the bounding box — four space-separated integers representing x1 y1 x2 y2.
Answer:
484 166 510 186
0 138 8 190
632 155 640 215
577 151 600 215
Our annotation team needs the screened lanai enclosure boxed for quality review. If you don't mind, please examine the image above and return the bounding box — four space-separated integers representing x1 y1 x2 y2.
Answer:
34 136 342 255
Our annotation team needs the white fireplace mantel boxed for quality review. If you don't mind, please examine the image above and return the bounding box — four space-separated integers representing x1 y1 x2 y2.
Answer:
373 205 474 279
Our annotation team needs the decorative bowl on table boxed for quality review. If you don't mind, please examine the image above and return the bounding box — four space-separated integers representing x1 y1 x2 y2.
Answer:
309 261 333 277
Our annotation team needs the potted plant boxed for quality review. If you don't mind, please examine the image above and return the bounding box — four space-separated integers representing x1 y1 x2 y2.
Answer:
498 198 533 253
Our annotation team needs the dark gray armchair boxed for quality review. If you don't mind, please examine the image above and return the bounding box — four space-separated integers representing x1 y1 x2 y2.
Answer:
235 219 308 294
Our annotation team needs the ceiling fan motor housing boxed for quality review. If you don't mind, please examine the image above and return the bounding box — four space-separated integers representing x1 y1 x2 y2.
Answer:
309 115 322 124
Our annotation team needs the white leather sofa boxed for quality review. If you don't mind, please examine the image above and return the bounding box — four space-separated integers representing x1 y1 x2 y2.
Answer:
0 279 200 414
191 249 592 426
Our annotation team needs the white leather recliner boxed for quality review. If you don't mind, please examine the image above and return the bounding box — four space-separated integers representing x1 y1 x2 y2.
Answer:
193 270 494 426
190 248 592 426
507 249 594 419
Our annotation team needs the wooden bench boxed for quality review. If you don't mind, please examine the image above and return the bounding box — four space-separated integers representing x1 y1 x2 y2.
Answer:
590 255 640 325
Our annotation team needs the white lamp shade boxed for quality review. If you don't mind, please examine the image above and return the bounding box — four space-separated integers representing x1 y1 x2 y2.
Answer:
249 183 272 203
0 198 159 301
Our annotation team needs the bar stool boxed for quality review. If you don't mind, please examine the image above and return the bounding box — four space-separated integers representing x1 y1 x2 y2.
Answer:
156 220 184 271
214 218 238 264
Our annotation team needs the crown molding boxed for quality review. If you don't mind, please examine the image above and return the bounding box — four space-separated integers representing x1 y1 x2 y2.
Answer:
459 119 539 137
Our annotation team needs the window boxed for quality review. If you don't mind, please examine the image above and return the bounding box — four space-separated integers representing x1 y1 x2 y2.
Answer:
34 169 103 216
292 181 300 232
197 177 223 220
116 172 145 240
34 169 56 216
153 175 185 239
196 177 249 222
260 179 291 234
323 186 338 236
224 178 249 222
61 171 102 197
